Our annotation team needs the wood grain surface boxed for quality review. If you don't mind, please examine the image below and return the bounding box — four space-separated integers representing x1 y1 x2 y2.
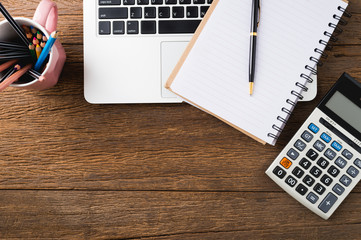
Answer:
0 0 361 239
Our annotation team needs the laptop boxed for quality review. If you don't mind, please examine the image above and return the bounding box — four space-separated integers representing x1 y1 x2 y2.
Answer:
83 0 316 104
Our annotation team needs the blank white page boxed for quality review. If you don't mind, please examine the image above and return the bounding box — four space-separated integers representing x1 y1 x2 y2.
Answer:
168 0 348 145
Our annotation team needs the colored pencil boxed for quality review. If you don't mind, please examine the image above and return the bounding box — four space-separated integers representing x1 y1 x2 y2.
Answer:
26 31 33 40
29 43 37 61
0 64 32 91
34 31 58 71
35 44 42 59
40 41 46 48
32 37 39 46
0 67 15 83
0 55 31 60
22 25 30 33
30 26 37 35
0 41 28 50
36 31 42 40
42 35 48 42
0 59 18 72
0 2 29 46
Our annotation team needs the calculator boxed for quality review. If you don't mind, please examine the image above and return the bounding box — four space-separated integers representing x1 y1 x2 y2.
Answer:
266 73 361 220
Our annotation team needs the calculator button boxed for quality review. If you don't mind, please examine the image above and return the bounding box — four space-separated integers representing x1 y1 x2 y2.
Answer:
340 174 352 187
354 158 361 169
307 192 319 204
300 158 311 170
296 183 308 196
294 139 306 152
328 165 340 177
292 166 305 179
320 133 332 143
318 192 338 213
285 175 298 188
317 157 329 169
313 140 326 152
342 149 353 160
331 141 342 152
308 123 320 133
273 166 287 179
332 183 345 196
280 157 292 169
310 166 322 178
335 157 347 169
346 166 359 178
306 149 318 161
324 148 336 160
303 175 315 187
320 174 333 186
301 131 313 143
287 148 299 160
314 183 326 195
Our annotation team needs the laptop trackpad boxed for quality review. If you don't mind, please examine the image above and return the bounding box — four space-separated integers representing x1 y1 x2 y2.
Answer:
161 41 189 98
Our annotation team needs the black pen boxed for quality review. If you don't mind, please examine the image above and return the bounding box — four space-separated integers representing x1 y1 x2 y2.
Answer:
249 0 260 95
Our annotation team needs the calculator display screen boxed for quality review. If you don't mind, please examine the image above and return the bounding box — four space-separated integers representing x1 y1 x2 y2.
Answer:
325 91 361 133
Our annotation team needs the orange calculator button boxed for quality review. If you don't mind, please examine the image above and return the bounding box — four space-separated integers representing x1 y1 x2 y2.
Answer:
280 157 292 169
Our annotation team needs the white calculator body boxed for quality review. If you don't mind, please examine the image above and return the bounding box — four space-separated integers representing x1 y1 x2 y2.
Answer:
266 73 361 220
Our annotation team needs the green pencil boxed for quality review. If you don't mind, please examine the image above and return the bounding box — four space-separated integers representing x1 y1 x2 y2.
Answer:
29 43 37 61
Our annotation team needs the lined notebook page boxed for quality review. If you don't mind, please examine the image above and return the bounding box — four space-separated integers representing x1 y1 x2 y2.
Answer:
168 0 348 145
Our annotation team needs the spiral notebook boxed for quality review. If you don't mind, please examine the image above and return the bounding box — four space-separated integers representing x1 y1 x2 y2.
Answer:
165 0 349 145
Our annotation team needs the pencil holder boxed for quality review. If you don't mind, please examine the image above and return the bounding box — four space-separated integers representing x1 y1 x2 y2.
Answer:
0 0 66 90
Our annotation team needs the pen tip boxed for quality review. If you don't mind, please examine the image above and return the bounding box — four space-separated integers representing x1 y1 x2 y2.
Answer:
249 82 254 95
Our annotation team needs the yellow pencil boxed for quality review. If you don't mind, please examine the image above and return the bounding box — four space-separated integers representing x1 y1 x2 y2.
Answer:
35 44 42 59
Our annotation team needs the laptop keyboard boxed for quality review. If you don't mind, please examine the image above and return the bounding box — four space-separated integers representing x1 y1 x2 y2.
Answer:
98 0 213 35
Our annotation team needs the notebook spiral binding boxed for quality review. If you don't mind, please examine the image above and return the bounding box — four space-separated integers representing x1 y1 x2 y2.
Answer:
268 6 352 140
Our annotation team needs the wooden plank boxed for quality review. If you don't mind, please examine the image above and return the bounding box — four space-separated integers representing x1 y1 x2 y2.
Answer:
0 190 360 239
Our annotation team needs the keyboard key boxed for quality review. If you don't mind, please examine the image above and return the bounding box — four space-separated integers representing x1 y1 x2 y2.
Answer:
340 174 352 187
308 123 320 133
186 6 199 18
299 158 311 170
331 141 342 152
335 157 347 169
313 140 326 152
151 0 163 4
137 0 149 5
318 192 338 213
172 6 185 18
144 7 156 18
292 166 304 178
124 0 135 4
294 139 306 152
296 183 308 196
314 183 326 195
194 0 205 3
159 7 170 18
280 157 292 169
113 21 125 34
317 157 329 169
303 175 315 187
301 130 313 142
320 174 333 186
342 149 353 160
200 6 209 17
207 0 213 3
306 149 318 161
347 166 359 178
180 0 192 4
307 192 319 204
99 0 121 5
99 7 128 19
285 175 298 188
273 166 287 179
159 20 201 34
310 166 322 178
99 21 111 34
328 165 340 177
321 133 332 143
130 7 142 18
127 21 139 34
324 148 336 160
141 21 156 34
287 148 299 160
333 183 345 196
354 158 361 169
165 0 177 4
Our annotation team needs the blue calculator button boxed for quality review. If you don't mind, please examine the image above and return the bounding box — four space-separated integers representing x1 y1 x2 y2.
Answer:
331 141 342 152
308 123 319 133
321 133 332 143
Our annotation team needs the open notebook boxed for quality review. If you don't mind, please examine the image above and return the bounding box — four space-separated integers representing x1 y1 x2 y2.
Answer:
166 0 349 145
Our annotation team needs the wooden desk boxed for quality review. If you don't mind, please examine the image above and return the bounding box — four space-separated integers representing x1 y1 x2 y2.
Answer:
1 1 360 239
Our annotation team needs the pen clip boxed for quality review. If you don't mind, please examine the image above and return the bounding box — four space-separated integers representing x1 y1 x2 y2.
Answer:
257 1 261 27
